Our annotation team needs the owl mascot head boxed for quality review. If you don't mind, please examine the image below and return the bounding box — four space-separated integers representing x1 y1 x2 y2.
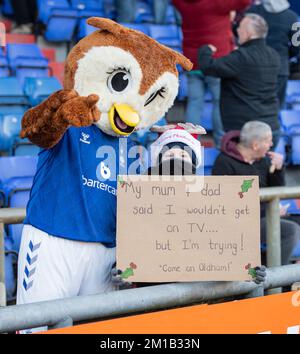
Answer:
21 17 192 146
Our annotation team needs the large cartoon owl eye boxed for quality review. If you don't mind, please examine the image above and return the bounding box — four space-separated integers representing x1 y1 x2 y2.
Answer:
107 69 132 93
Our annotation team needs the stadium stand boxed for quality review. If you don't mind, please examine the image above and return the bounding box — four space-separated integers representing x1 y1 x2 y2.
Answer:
37 0 78 42
201 102 213 132
203 147 219 176
24 77 62 106
41 48 57 63
280 110 300 165
286 80 300 108
7 43 49 85
0 156 37 192
0 51 10 78
149 24 182 50
5 231 17 301
6 34 35 44
49 62 65 84
8 189 31 252
135 0 155 23
177 73 187 101
119 22 150 35
2 0 13 16
0 113 23 152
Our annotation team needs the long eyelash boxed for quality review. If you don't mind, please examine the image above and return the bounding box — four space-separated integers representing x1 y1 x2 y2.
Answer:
144 87 166 107
106 66 130 75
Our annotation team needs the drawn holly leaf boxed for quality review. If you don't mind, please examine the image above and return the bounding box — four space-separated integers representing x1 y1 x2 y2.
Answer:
120 267 134 279
118 176 126 188
248 268 257 279
241 179 255 194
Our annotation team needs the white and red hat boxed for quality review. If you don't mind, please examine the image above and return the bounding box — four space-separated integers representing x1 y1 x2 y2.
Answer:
150 123 206 168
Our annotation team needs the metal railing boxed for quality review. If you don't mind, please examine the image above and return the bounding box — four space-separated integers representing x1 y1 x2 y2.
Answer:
0 264 299 333
260 186 300 269
0 186 300 331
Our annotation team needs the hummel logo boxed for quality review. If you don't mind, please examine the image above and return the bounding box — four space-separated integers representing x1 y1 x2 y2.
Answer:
80 132 90 144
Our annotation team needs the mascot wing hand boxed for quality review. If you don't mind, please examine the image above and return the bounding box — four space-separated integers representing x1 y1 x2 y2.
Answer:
20 90 100 149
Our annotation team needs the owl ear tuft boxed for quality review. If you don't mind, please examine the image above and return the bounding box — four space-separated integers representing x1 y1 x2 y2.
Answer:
172 50 193 71
87 17 128 36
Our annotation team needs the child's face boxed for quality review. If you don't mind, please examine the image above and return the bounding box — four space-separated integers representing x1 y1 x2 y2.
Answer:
161 148 193 165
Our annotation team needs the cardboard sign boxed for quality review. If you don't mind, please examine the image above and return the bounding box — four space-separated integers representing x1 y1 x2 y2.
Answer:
117 175 261 282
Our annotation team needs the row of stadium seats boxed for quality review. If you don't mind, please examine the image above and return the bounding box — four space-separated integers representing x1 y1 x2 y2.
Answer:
0 43 50 85
0 76 61 154
34 0 178 42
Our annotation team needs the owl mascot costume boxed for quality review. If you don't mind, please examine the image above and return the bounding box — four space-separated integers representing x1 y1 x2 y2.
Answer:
17 17 192 331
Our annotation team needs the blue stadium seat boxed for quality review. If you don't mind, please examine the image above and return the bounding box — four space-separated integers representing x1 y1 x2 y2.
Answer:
0 189 5 207
0 156 37 200
2 0 13 16
103 0 116 18
44 9 78 42
149 24 182 48
24 77 62 106
37 0 70 24
77 21 96 39
280 110 300 131
0 55 10 78
291 131 300 165
201 102 213 131
7 43 48 69
0 113 23 152
286 80 300 106
282 199 300 215
0 156 37 181
146 0 177 24
7 44 49 85
177 73 188 101
0 105 28 117
12 141 40 156
275 135 288 163
71 0 104 11
5 234 17 301
37 0 78 42
8 189 31 252
203 147 219 175
292 241 300 259
135 1 155 23
165 4 177 24
0 77 28 105
120 23 150 35
280 111 300 165
204 90 212 102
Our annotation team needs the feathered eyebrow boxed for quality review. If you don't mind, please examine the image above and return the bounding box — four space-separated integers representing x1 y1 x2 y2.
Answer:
106 66 131 75
144 87 166 107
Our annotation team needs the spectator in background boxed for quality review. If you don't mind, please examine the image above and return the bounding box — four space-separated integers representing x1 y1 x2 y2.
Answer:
198 14 281 147
10 0 37 34
247 0 300 108
212 121 300 265
152 0 170 24
114 0 136 23
152 0 182 25
173 0 252 149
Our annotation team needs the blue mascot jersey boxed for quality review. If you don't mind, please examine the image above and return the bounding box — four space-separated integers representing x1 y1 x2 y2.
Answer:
24 125 140 247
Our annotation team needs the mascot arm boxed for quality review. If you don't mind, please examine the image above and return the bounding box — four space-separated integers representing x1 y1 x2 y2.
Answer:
20 89 100 149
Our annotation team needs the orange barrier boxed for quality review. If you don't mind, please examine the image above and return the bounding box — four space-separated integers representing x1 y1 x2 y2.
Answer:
46 291 300 334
